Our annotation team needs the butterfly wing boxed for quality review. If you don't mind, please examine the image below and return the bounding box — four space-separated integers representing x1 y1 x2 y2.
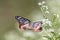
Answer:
32 21 43 32
15 16 31 31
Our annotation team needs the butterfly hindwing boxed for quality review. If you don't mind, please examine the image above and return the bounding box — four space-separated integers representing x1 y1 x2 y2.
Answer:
32 21 43 31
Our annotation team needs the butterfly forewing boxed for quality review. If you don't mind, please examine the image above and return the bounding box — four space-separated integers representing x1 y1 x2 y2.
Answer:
15 16 31 31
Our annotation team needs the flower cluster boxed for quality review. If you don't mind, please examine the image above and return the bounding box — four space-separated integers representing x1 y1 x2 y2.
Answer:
41 19 52 26
38 1 49 18
38 1 53 27
38 1 45 5
37 1 60 40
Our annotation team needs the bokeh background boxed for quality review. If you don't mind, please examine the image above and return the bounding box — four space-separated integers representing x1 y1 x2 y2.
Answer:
0 0 60 40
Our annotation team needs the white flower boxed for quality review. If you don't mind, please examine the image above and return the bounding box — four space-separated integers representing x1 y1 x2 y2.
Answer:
46 21 52 26
57 14 59 18
41 19 48 25
45 11 49 14
53 14 59 18
58 33 60 35
42 19 48 22
42 1 45 4
38 2 42 5
41 19 52 26
41 19 48 23
48 21 52 26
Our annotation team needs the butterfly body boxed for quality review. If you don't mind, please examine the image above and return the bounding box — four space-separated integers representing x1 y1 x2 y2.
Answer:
15 16 43 32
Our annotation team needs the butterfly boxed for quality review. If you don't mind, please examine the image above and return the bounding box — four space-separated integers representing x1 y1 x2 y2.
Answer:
15 16 43 32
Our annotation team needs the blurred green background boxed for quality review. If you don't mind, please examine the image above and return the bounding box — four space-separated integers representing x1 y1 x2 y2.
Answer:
0 0 60 40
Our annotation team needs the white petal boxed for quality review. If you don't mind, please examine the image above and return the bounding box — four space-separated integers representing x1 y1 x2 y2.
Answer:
38 2 42 5
42 1 45 4
57 14 59 18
